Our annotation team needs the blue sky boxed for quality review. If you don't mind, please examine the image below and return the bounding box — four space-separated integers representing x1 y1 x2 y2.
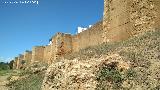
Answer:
0 0 104 62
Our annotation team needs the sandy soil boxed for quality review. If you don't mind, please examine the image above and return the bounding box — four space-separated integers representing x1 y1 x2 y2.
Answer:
0 75 9 90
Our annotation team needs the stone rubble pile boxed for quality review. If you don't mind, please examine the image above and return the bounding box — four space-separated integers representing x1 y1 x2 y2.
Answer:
42 54 130 90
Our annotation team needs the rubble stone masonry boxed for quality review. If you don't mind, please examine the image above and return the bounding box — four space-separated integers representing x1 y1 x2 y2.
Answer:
50 33 72 62
103 0 160 42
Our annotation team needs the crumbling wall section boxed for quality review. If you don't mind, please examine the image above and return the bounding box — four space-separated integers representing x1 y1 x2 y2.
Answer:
17 54 24 69
50 33 72 62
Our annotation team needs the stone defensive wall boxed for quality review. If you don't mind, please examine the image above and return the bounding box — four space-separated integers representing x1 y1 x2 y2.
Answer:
13 21 103 67
12 0 160 69
72 21 103 51
48 21 103 63
103 0 160 42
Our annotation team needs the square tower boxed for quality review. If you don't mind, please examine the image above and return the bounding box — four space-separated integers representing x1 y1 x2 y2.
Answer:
24 51 32 65
31 46 45 63
103 0 160 42
50 33 72 62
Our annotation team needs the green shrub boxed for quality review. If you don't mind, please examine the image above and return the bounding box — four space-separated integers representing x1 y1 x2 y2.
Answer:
96 62 138 90
0 62 10 71
125 68 137 80
96 62 124 90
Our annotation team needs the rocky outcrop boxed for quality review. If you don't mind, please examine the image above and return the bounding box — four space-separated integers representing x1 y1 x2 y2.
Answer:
42 54 130 90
